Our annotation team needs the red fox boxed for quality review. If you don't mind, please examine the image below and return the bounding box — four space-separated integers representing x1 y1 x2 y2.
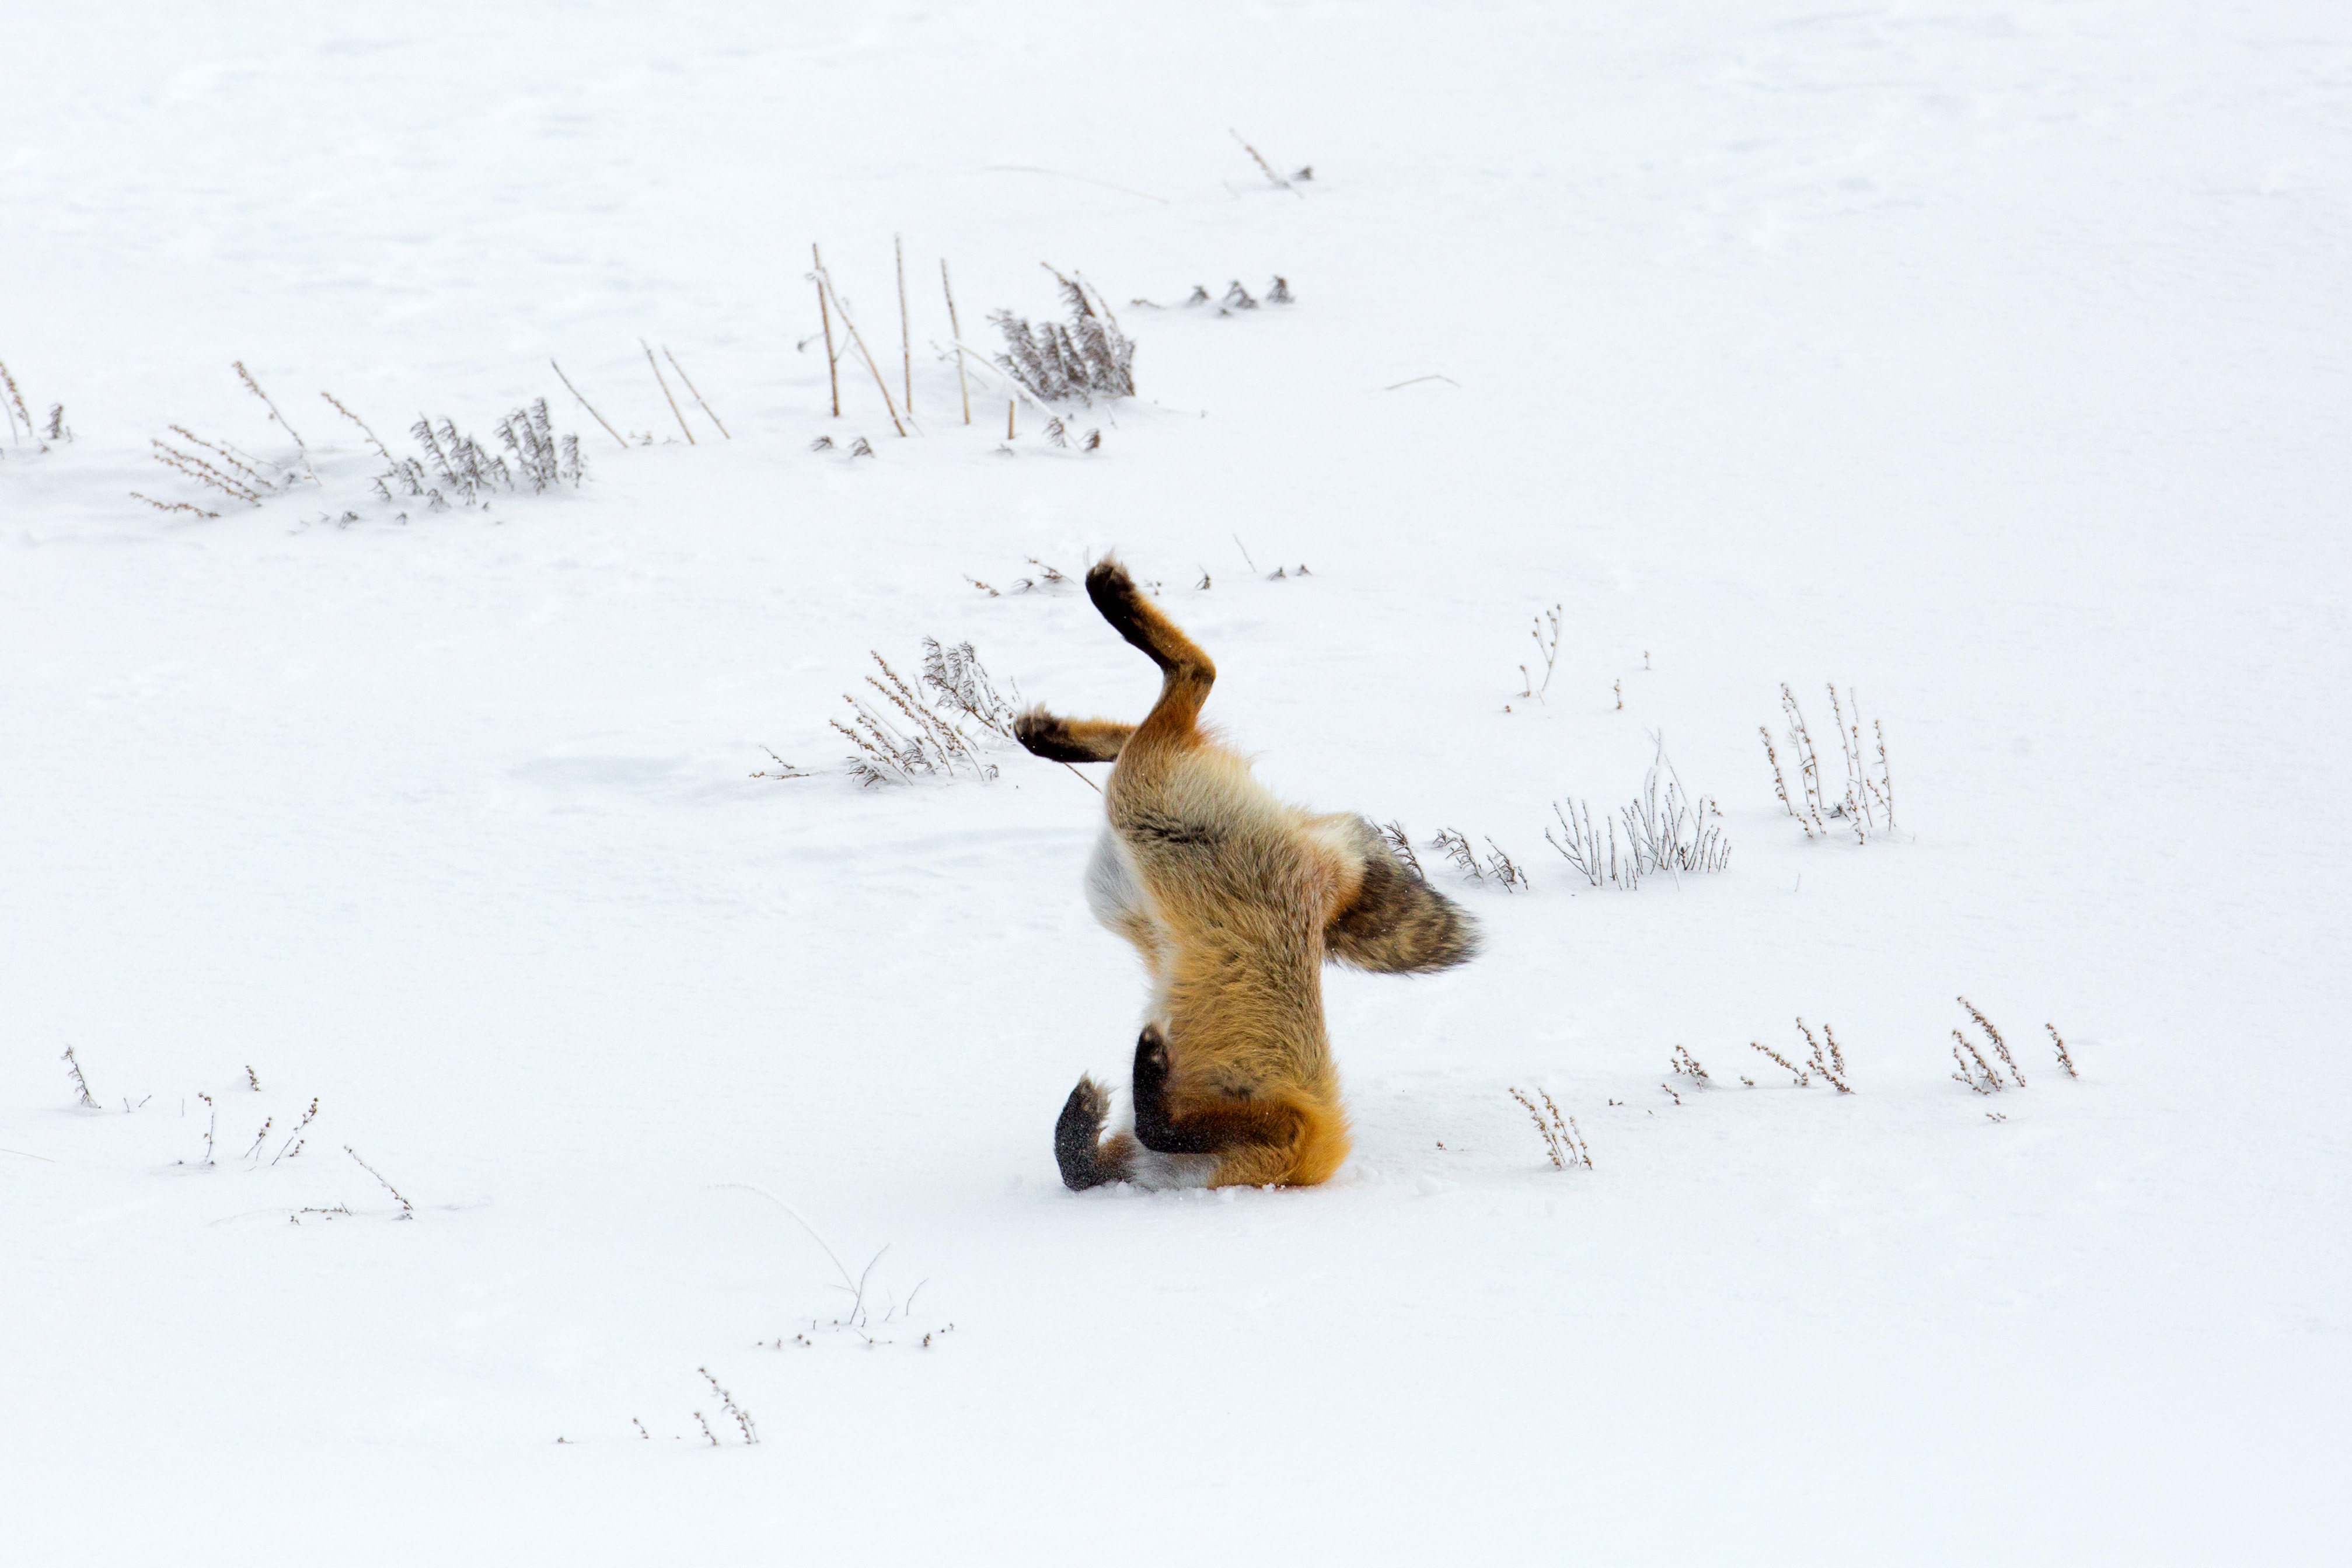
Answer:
1017 558 1479 1190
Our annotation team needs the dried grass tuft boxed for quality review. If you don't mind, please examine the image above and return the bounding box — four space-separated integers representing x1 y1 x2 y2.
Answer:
1763 683 1896 843
1508 1087 1593 1169
375 403 585 509
830 642 1019 786
1547 738 1729 889
992 266 1134 404
1428 827 1529 892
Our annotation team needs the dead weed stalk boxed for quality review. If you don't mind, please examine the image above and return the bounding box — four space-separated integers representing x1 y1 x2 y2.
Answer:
1508 1087 1593 1170
1762 683 1895 843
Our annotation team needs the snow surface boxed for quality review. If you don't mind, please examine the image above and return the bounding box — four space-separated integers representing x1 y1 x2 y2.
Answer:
4 1 2348 1560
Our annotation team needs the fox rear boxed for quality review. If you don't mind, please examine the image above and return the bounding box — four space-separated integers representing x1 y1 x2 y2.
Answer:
1019 558 1478 1191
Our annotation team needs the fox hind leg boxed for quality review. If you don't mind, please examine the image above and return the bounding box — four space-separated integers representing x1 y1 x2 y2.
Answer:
1014 708 1135 764
1055 1075 1138 1190
1127 1026 1346 1188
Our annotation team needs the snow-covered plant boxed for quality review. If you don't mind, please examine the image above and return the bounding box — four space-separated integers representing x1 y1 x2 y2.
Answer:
919 637 1018 739
497 400 585 493
991 267 1134 404
1129 275 1296 315
375 401 585 510
835 651 998 786
1547 740 1729 889
1761 683 1894 843
1425 826 1529 891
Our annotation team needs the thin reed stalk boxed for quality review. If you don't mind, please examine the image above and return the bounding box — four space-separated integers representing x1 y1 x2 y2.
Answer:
233 361 316 482
644 340 696 443
812 263 909 437
896 233 912 417
814 243 840 418
941 260 971 424
662 347 730 439
552 359 628 449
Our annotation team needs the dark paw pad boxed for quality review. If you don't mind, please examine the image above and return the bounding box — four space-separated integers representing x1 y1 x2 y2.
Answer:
1133 1025 1170 1082
1014 707 1093 763
1086 557 1143 625
1055 1075 1114 1190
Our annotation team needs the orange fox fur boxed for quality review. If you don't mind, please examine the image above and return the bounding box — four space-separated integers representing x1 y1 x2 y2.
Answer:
1020 558 1479 1190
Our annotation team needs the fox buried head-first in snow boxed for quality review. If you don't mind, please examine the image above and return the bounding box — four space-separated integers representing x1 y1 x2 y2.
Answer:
1017 558 1479 1191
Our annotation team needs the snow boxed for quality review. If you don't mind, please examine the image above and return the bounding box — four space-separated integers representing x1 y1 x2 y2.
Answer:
4 0 2347 1559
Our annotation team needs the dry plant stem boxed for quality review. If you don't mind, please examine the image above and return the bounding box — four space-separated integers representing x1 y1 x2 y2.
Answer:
319 392 393 461
1519 604 1561 701
813 266 909 436
129 493 219 519
1230 129 1302 196
1959 996 2025 1087
2047 1024 2078 1078
941 338 1055 421
344 1144 416 1218
61 1046 98 1108
1796 1017 1851 1092
550 359 629 450
700 1368 760 1444
233 361 315 480
1750 1040 1807 1087
1007 399 1015 439
1951 1031 2002 1094
896 234 912 417
1758 727 1813 840
1378 822 1426 881
1508 1088 1592 1170
0 359 32 442
814 244 841 418
695 1413 720 1447
941 260 971 424
662 348 730 439
151 445 260 504
643 340 695 444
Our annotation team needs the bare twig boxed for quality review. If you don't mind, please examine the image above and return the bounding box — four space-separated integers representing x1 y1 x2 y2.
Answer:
1959 997 2024 1088
233 361 315 480
812 264 909 436
643 340 695 444
61 1046 98 1109
344 1144 416 1218
550 360 628 450
662 348 730 439
1230 130 1303 197
319 391 393 462
896 234 912 417
941 260 971 425
814 243 841 418
2047 1024 2078 1079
